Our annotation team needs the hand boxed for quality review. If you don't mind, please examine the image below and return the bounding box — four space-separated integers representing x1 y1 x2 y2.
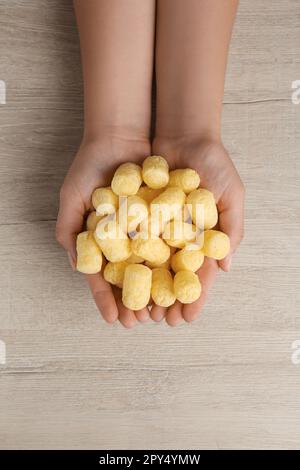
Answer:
56 136 151 328
151 137 245 326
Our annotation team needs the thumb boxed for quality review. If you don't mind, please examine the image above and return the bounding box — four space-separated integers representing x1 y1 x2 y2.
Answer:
56 184 86 268
218 186 245 272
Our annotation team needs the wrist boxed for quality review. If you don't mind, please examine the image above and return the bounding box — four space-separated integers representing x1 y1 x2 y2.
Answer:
155 101 222 144
80 131 151 162
154 122 221 147
153 133 222 156
83 123 151 147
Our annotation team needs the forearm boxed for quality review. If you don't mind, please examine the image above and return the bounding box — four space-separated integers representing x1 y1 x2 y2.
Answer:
155 0 238 142
74 0 155 142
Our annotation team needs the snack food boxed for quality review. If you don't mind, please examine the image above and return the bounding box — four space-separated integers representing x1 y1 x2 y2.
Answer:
75 157 231 314
92 187 118 216
111 162 142 196
86 211 103 231
151 268 176 307
131 235 170 266
186 188 218 229
122 264 152 310
168 168 200 193
173 270 202 304
142 155 169 189
171 246 204 273
76 231 102 274
94 219 131 262
103 261 128 288
203 229 230 260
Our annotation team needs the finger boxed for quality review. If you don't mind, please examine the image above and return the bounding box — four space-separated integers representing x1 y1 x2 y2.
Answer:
218 187 245 272
56 184 86 262
183 257 218 323
86 273 118 324
150 305 167 322
165 301 184 327
113 287 137 329
118 306 138 329
135 308 150 323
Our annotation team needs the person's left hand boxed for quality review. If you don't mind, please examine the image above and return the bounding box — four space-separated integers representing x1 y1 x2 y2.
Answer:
150 137 245 326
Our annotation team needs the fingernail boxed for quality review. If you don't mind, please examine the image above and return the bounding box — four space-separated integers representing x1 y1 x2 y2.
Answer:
226 256 232 272
67 252 76 271
168 317 184 327
150 312 164 322
138 314 150 323
142 318 150 324
156 313 165 322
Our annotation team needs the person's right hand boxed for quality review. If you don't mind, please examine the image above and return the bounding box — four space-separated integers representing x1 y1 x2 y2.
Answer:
56 136 151 328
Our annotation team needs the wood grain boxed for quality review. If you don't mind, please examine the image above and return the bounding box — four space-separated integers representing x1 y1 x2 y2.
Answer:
0 0 300 449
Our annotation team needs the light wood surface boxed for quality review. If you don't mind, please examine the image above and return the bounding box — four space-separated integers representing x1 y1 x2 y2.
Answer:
0 0 300 450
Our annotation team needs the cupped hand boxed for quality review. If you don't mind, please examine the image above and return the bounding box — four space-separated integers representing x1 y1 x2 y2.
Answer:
56 136 151 327
151 137 245 326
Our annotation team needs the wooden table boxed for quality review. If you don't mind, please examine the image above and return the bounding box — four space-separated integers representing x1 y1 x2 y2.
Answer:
0 0 300 449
